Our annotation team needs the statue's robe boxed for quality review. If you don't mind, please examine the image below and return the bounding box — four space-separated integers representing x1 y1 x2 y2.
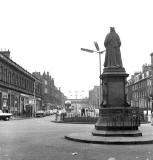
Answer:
104 31 123 68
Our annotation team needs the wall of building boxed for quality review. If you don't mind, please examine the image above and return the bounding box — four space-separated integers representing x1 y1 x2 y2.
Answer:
32 71 66 110
126 63 152 112
0 51 42 116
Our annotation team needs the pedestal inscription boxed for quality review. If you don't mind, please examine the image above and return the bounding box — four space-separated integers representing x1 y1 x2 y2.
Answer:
108 81 124 106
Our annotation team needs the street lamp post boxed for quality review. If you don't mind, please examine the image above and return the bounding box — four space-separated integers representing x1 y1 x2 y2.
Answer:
74 91 78 114
81 42 105 108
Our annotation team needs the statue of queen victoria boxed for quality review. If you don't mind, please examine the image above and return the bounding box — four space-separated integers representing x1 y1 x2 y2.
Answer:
104 27 123 68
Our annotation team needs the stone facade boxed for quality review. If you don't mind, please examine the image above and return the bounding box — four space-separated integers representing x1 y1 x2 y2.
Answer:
32 71 66 110
126 64 152 112
0 50 42 116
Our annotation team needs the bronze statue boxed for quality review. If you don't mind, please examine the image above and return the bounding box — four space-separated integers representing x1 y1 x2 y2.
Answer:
104 27 123 68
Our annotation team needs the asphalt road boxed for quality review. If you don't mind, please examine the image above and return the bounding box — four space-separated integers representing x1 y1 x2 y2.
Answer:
0 115 153 160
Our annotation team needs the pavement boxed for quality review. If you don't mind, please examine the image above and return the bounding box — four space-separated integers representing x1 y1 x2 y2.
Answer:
65 123 153 145
10 116 34 120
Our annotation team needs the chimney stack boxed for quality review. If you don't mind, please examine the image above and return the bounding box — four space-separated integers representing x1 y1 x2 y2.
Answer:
0 49 10 58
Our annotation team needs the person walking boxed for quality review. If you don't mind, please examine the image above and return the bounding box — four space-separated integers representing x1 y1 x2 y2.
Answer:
81 108 85 117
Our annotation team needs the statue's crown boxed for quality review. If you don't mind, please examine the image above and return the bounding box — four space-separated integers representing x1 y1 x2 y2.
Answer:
110 27 115 32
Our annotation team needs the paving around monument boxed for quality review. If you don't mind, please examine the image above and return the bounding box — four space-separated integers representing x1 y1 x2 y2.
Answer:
65 27 153 145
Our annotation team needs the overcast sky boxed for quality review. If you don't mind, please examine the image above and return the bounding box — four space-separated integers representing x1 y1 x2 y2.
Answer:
0 0 153 98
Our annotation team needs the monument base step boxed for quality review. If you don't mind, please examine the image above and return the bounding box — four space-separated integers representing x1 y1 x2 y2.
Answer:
92 129 142 137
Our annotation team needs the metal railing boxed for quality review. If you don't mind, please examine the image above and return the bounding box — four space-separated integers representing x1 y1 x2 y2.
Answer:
101 114 140 127
55 112 99 122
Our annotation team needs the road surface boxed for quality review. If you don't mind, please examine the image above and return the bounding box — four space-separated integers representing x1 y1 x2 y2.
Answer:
0 115 152 160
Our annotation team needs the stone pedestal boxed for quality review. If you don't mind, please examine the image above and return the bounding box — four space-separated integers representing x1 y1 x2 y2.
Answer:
92 67 142 137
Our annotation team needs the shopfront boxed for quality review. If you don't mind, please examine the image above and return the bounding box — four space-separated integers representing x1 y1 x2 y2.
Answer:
9 92 20 116
2 92 8 113
20 93 30 116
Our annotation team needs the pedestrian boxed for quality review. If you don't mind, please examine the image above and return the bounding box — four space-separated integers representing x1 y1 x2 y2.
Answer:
83 108 86 116
81 108 83 117
55 110 59 121
81 108 85 117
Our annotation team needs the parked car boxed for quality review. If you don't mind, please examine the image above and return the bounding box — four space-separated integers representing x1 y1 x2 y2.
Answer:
35 110 45 117
0 110 12 121
44 110 50 116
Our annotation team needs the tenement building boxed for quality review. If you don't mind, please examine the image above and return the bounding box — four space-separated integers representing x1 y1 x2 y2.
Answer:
0 50 42 116
126 63 152 113
32 71 66 110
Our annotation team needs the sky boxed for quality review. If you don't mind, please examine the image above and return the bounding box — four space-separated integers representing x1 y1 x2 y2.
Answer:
0 0 153 98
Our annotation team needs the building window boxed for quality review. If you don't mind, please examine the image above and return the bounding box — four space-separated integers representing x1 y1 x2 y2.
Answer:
8 71 10 84
21 77 24 88
146 71 149 77
16 75 19 86
0 66 2 81
6 68 8 83
30 81 32 92
44 88 48 94
27 79 29 91
5 69 7 83
24 79 26 89
25 78 27 89
9 71 11 84
44 80 47 85
12 72 14 84
15 74 17 86
19 76 21 87
3 68 6 83
28 80 30 91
